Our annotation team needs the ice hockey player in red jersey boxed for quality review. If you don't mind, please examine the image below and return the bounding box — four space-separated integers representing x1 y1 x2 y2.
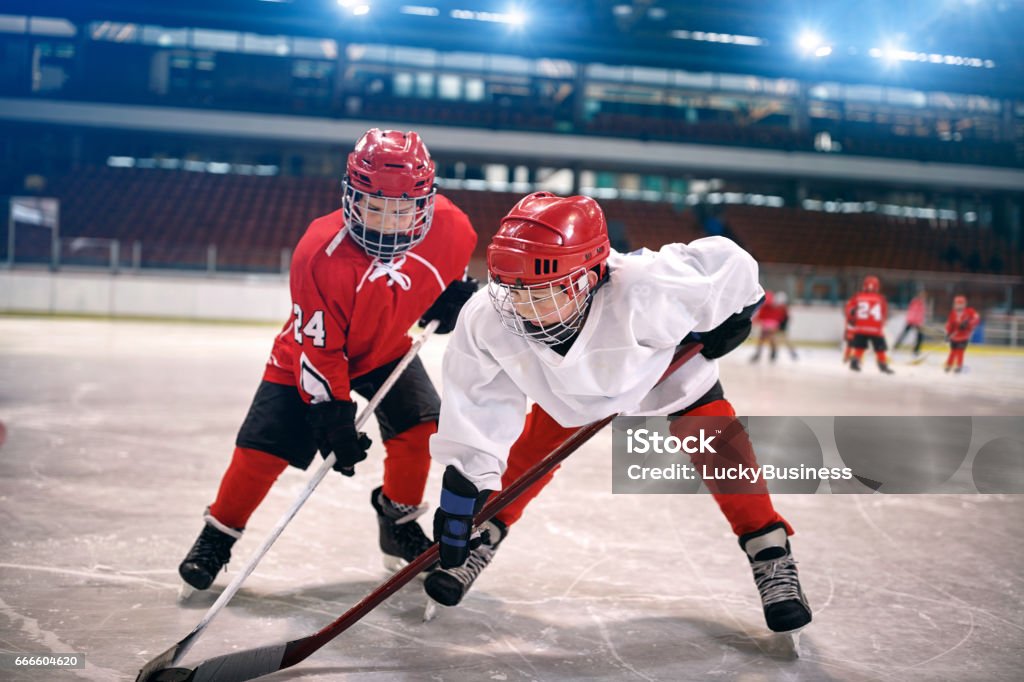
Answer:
774 291 799 360
177 129 478 591
944 295 980 373
427 192 812 637
749 290 789 363
844 275 894 374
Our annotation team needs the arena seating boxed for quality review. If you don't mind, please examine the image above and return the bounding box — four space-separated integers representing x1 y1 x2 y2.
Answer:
32 167 1018 277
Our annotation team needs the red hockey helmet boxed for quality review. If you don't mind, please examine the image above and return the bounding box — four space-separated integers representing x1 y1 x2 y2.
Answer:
487 192 611 345
953 295 967 309
342 129 436 260
862 275 880 293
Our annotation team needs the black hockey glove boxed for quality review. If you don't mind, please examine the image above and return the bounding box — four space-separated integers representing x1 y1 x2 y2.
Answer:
688 295 765 359
433 465 492 569
306 400 372 477
420 277 479 334
958 321 969 331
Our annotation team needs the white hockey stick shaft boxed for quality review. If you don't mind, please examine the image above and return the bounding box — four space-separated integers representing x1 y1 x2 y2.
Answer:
170 319 440 666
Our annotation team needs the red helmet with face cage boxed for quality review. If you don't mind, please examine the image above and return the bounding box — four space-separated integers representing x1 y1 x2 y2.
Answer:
343 129 436 260
487 193 611 345
862 275 880 293
487 192 610 287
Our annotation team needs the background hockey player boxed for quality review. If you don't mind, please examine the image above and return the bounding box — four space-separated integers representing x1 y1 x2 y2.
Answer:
774 291 799 360
894 290 927 357
844 275 894 374
944 295 980 373
749 290 791 363
177 129 477 591
426 192 812 636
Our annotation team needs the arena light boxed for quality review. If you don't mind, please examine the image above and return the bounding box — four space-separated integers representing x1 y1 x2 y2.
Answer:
400 5 440 16
337 0 370 15
797 32 821 50
671 29 765 46
506 7 527 27
450 8 528 25
796 31 832 57
868 45 995 69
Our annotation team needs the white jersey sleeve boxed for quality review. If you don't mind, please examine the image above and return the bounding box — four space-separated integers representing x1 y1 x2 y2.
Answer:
429 292 529 491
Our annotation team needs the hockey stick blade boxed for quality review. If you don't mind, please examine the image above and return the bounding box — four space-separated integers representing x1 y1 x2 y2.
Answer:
145 342 701 682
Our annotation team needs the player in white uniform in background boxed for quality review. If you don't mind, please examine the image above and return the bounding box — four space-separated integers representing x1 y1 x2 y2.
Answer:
426 192 812 636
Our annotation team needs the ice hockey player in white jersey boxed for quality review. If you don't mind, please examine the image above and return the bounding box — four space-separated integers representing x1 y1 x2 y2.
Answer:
426 192 812 637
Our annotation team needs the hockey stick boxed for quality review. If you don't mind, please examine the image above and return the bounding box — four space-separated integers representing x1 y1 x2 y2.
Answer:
138 341 702 682
135 320 441 682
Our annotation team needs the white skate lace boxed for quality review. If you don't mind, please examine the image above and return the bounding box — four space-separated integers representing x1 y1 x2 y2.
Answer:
379 492 428 524
445 543 496 586
752 555 802 606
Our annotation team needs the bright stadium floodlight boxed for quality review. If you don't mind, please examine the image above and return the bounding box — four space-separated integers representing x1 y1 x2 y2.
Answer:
506 8 527 27
797 31 831 58
883 43 901 65
797 31 823 53
337 0 371 16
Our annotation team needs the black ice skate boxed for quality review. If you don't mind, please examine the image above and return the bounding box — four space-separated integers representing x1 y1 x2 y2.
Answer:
424 519 507 607
740 522 812 636
178 510 242 595
849 357 861 372
371 486 434 573
878 363 894 374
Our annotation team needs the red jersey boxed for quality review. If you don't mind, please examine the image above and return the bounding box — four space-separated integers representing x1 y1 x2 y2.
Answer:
845 292 888 336
264 194 476 403
754 302 787 331
945 307 980 343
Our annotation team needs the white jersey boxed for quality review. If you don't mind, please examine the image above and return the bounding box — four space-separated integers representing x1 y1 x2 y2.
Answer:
431 237 764 491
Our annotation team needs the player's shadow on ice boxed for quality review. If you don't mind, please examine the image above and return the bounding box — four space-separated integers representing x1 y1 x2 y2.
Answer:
178 583 824 679
178 577 435 618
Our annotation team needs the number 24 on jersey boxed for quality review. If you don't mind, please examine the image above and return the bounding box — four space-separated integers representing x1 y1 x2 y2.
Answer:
293 304 326 347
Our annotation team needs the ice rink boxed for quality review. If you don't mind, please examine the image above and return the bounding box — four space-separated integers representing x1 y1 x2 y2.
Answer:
1 316 1022 681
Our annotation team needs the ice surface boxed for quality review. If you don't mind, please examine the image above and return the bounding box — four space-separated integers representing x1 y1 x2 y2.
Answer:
1 317 1022 681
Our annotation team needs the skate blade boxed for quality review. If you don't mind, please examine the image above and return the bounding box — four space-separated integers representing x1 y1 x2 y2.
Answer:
177 582 196 602
382 555 429 582
423 597 441 622
773 627 804 658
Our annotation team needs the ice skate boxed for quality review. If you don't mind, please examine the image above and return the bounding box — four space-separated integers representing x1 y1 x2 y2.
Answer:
424 519 507 608
740 522 812 642
849 357 861 372
878 363 894 374
178 511 242 592
370 486 434 575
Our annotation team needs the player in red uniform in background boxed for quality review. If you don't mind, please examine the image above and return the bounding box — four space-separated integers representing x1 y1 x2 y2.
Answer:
177 129 478 592
944 295 980 373
844 275 894 374
774 291 799 360
749 291 787 363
